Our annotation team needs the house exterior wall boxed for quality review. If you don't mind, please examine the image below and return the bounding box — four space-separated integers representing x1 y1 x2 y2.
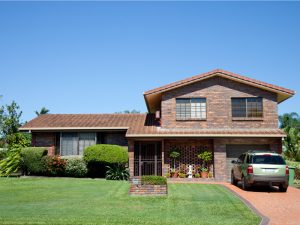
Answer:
163 139 213 175
213 137 282 181
161 76 278 129
103 132 128 147
32 132 56 156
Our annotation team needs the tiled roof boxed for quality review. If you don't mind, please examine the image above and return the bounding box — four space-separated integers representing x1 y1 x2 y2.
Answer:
20 114 147 130
144 69 295 96
20 114 286 138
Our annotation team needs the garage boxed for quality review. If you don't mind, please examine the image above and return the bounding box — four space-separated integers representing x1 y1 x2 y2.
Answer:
226 144 270 181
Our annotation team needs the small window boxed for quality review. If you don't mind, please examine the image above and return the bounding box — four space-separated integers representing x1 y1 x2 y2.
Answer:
176 98 206 120
232 97 263 118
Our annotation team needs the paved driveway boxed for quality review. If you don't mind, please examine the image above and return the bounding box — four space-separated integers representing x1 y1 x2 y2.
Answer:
224 183 300 225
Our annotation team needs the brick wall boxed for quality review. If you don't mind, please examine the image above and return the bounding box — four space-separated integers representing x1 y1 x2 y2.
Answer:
129 184 167 196
103 132 128 146
213 137 282 181
161 76 278 129
32 132 56 156
128 140 135 177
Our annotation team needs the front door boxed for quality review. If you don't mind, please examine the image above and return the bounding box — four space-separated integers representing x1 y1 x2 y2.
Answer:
134 142 162 176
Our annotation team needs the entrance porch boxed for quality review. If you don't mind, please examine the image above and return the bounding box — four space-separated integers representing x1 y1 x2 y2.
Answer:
128 139 214 178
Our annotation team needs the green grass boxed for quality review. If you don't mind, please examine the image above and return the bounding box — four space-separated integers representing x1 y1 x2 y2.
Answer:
0 178 260 225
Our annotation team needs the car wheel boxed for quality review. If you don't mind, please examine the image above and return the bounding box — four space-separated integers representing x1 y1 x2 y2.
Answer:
231 172 237 186
279 185 288 192
242 176 249 191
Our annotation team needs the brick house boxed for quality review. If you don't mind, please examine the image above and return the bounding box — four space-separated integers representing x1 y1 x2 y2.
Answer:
19 69 295 181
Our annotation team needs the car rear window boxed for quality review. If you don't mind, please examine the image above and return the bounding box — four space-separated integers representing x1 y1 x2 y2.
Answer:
251 155 286 165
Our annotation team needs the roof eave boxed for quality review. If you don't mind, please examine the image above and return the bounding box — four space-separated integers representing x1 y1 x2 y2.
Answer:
126 133 286 138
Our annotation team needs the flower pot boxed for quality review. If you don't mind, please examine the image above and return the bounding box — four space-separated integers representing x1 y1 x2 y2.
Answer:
172 171 179 178
201 171 208 178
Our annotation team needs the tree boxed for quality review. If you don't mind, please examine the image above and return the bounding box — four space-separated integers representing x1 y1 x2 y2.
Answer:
35 107 50 116
0 101 22 138
279 113 300 131
279 112 300 161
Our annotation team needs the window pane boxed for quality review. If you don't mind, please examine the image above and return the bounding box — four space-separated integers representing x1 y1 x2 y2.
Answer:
61 133 78 156
176 98 206 120
247 98 263 117
79 133 96 155
232 98 246 117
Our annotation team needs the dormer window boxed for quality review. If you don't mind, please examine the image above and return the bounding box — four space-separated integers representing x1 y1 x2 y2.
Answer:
231 97 263 118
176 98 206 120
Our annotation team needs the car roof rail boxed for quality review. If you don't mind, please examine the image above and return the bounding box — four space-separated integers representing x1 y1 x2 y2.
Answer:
247 150 277 154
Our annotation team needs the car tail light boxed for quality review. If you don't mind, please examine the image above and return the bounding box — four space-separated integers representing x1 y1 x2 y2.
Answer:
247 166 253 174
286 165 289 175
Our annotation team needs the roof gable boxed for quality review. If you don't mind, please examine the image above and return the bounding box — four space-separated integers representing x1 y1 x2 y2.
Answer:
144 69 295 112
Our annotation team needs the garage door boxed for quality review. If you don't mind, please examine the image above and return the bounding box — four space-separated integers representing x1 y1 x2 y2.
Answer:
226 144 270 181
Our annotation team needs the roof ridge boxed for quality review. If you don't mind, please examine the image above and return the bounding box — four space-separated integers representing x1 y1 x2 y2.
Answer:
144 69 295 95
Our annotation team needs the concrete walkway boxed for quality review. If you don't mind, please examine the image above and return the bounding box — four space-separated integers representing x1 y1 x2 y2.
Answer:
168 179 300 225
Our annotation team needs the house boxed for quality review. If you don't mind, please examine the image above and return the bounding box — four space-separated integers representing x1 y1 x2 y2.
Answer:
19 69 295 181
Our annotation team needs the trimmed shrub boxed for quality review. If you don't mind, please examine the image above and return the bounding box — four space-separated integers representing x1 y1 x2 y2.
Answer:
105 164 129 180
42 155 66 176
141 176 167 185
65 158 87 178
84 144 128 164
84 144 128 178
21 147 48 175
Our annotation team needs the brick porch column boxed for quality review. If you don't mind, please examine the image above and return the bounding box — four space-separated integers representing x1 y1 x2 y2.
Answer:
213 139 227 181
128 140 135 178
47 146 55 156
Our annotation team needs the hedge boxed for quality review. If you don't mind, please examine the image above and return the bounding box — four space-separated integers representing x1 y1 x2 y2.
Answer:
21 147 48 175
141 176 167 185
83 144 128 164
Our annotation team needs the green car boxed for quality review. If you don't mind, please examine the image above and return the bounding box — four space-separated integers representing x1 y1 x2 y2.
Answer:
231 151 289 192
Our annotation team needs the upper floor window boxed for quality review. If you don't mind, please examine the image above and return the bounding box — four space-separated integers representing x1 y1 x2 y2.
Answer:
231 97 263 118
176 98 206 120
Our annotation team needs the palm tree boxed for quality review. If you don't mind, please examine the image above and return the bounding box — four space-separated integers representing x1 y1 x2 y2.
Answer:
279 112 300 131
35 107 50 116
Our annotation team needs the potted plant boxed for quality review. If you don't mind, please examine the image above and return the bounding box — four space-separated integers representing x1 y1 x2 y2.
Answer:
170 168 178 178
169 148 180 178
198 151 213 179
179 172 186 178
194 173 200 178
200 167 208 178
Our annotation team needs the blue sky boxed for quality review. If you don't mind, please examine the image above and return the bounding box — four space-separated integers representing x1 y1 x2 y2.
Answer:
0 1 299 122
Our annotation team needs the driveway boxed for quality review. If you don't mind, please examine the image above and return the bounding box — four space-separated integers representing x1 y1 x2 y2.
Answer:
224 183 300 225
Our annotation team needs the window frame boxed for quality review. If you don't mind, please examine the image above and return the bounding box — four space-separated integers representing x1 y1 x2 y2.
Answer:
60 132 97 156
176 97 207 121
231 97 263 119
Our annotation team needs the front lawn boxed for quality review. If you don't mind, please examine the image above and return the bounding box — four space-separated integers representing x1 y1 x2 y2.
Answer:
0 178 260 225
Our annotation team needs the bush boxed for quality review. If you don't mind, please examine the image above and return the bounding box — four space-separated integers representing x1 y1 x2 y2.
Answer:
141 176 167 185
0 148 7 160
42 155 66 176
0 148 22 176
105 164 129 180
21 147 48 175
84 144 128 178
194 173 200 178
84 144 128 164
65 158 87 178
179 172 186 178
